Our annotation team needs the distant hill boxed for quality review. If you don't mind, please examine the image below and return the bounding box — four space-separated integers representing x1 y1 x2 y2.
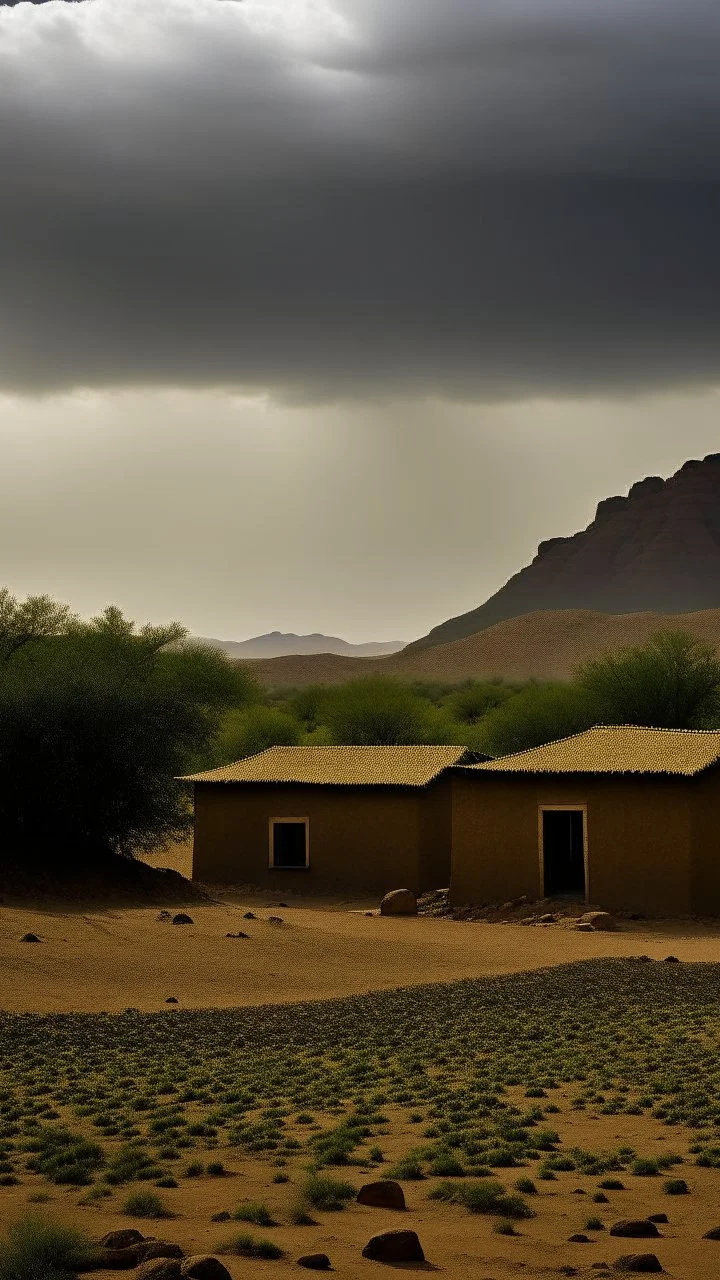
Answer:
244 608 720 687
196 631 406 660
405 453 720 653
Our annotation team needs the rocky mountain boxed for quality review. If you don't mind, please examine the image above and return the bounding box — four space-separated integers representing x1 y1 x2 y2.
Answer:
405 453 720 653
197 631 406 660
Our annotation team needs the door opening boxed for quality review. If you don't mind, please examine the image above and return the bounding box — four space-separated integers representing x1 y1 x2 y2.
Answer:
541 809 586 898
270 819 309 868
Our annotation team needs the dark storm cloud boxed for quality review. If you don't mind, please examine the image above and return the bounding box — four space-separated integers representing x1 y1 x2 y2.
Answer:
1 0 719 398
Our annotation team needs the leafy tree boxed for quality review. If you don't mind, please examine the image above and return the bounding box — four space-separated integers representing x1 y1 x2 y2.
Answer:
480 682 595 756
448 680 513 725
0 599 255 862
322 676 454 746
210 705 301 764
577 630 720 729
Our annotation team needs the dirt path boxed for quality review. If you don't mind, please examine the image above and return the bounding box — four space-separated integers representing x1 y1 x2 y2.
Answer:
3 899 720 1013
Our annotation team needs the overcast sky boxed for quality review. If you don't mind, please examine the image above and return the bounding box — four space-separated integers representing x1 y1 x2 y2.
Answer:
1 0 719 642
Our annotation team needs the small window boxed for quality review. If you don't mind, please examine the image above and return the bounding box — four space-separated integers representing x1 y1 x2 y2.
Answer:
270 818 309 869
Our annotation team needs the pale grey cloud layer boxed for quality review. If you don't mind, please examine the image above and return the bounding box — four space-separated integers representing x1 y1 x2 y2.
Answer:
1 0 719 398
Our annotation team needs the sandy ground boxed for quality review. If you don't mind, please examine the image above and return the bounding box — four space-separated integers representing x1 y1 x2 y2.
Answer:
4 896 720 1013
2 1096 719 1279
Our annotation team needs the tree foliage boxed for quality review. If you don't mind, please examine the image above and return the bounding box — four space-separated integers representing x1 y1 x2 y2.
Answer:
576 630 720 729
0 594 255 862
322 676 453 746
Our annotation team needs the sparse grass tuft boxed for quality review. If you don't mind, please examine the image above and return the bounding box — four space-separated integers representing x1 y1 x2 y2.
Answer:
121 1190 173 1219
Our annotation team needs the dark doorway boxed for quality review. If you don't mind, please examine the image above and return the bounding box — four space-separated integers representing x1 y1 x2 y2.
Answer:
271 820 308 868
542 809 585 898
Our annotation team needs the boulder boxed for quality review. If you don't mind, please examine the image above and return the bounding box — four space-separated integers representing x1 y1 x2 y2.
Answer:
663 955 680 963
135 1262 182 1280
180 1257 232 1280
361 1230 424 1262
21 933 41 942
379 890 417 917
610 1222 660 1239
612 1255 663 1273
579 912 617 932
568 1234 591 1243
171 913 193 925
647 1215 668 1225
356 1180 406 1210
100 1231 146 1250
296 1255 332 1270
703 1226 720 1239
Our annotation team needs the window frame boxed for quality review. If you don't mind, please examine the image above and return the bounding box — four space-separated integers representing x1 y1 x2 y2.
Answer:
268 816 310 870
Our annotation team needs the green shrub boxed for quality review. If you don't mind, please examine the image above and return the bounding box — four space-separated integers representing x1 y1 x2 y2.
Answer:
429 1153 465 1177
218 1232 284 1260
585 1217 604 1230
24 1129 103 1187
185 1162 204 1178
302 1174 355 1211
598 1178 625 1190
494 1219 517 1235
0 1214 96 1280
387 1156 425 1180
514 1177 537 1195
287 1194 315 1226
121 1191 173 1219
631 1158 659 1177
664 1177 688 1195
233 1203 276 1227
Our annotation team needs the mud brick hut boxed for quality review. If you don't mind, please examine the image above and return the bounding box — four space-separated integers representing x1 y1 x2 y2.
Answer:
183 744 469 893
451 726 720 916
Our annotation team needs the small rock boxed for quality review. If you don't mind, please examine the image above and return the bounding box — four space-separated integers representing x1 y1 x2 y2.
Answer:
165 997 179 1004
267 915 284 924
210 1212 231 1223
379 889 418 917
243 911 256 919
157 911 172 921
663 955 680 963
135 1263 182 1280
361 1230 425 1262
702 1226 720 1239
171 913 193 925
225 932 249 938
539 913 556 923
647 1214 668 1224
100 1231 146 1251
277 902 289 908
357 1180 406 1210
20 933 41 943
136 1245 184 1263
180 1257 232 1280
612 1254 663 1273
568 1234 590 1243
572 1188 587 1195
296 1255 331 1271
575 923 595 932
610 1221 660 1239
579 911 617 931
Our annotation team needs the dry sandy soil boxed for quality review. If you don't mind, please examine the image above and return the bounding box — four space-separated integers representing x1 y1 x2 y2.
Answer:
6 849 720 1277
2 1092 720 1280
244 607 720 685
4 898 720 1014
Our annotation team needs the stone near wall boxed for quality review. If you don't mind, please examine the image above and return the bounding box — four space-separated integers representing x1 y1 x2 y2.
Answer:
135 1262 182 1280
357 1180 406 1209
579 911 617 931
180 1257 232 1280
612 1254 663 1273
379 889 417 916
361 1230 425 1262
610 1221 660 1239
100 1232 146 1250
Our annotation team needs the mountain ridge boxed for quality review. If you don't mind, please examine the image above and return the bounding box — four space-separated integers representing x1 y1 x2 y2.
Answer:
404 452 720 653
195 631 406 660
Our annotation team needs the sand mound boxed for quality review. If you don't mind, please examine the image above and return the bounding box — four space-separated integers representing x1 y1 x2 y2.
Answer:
244 607 720 686
2 851 211 909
